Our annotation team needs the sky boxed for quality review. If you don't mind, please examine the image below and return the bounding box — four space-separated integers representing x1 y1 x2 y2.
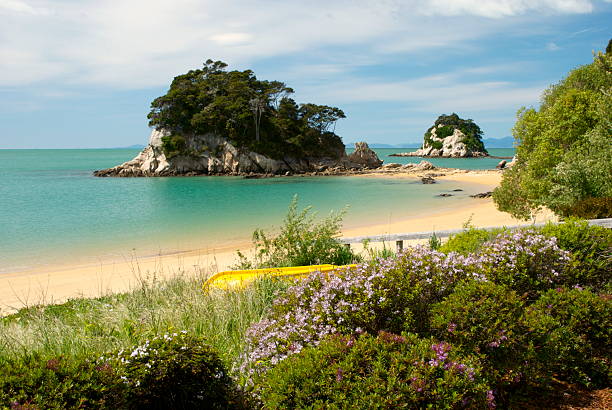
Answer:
0 0 610 149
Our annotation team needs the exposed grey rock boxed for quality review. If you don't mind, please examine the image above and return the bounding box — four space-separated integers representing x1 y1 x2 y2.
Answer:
496 160 507 169
393 124 488 158
382 163 402 169
347 142 383 168
416 160 435 170
94 129 364 177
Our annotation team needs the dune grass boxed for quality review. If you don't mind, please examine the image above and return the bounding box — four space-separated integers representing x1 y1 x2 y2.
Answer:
0 272 288 376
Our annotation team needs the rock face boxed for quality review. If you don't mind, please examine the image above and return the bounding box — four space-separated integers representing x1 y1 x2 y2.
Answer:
94 130 366 177
393 125 488 158
347 142 383 168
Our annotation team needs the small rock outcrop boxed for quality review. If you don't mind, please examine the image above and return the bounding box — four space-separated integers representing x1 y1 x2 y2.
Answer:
392 114 488 158
94 129 365 177
416 160 435 170
496 160 507 169
347 142 383 168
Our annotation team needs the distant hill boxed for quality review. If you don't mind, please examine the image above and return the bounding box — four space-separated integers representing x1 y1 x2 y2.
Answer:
482 137 515 148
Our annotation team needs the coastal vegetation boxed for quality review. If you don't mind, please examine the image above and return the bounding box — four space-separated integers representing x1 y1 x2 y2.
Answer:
148 60 346 160
1 198 609 408
494 42 612 219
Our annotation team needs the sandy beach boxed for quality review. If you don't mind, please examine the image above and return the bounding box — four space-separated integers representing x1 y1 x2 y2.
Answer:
0 170 555 315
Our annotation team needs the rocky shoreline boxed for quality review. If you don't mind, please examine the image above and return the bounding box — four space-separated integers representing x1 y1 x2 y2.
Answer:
94 131 386 178
93 129 508 183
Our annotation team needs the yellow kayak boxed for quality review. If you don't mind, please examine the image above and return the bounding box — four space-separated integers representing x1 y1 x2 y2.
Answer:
203 264 357 290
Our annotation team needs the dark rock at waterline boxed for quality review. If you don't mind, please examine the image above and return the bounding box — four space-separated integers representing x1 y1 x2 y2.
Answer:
470 191 493 198
496 160 507 169
421 176 436 184
348 142 383 168
452 189 463 192
437 193 453 197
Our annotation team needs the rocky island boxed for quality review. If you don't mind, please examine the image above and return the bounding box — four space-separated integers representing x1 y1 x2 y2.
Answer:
94 60 380 177
391 113 488 158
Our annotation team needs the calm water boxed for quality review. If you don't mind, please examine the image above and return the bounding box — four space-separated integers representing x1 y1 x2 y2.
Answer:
0 148 514 272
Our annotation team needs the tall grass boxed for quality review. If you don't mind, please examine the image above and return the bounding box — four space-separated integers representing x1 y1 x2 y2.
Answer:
0 272 288 375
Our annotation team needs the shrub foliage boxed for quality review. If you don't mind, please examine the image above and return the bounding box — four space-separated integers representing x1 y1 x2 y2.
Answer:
494 44 612 219
256 332 490 409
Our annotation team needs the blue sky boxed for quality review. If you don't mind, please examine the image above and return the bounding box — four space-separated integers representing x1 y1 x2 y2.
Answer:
0 0 610 149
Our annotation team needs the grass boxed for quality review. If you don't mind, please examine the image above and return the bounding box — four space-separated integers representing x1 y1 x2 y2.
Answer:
0 272 289 377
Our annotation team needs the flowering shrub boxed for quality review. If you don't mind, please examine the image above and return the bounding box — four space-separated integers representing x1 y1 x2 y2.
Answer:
430 280 541 388
538 219 612 290
439 227 507 255
256 332 491 409
243 246 482 373
102 332 244 409
525 287 612 387
475 230 570 298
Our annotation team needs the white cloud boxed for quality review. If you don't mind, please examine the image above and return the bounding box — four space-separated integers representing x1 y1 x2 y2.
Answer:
210 32 253 46
298 69 544 113
547 41 561 50
421 0 593 18
0 0 602 89
0 0 48 15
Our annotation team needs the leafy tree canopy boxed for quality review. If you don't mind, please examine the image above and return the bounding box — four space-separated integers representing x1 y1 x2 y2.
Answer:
425 113 487 153
493 43 612 219
147 59 346 159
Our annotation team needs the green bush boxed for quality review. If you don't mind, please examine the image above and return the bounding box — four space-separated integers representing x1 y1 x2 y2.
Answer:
538 219 612 289
525 288 611 387
493 45 611 219
160 134 187 158
439 227 506 255
431 281 539 388
1 334 244 410
563 197 612 219
235 196 356 269
436 125 455 139
256 332 490 409
104 332 244 409
0 354 123 409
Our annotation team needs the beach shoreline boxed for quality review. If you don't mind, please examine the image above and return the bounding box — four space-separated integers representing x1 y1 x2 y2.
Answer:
0 170 555 315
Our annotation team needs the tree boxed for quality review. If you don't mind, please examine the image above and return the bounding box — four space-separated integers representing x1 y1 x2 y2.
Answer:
298 104 346 133
249 96 266 142
493 43 612 219
147 60 347 160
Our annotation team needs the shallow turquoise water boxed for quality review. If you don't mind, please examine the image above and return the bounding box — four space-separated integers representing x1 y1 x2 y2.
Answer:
0 148 513 272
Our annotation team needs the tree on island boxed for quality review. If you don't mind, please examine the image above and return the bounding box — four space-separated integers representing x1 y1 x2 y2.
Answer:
147 59 346 160
493 41 612 219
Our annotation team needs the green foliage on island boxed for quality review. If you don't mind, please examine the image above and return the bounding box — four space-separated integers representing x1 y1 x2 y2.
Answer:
148 59 346 160
494 43 612 219
424 113 487 153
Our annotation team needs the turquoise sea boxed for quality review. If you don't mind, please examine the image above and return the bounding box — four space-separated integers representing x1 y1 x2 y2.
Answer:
0 148 514 273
